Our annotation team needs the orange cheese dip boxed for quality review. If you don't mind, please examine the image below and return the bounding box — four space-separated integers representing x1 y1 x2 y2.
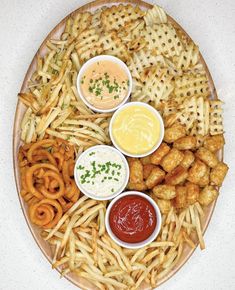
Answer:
80 60 129 110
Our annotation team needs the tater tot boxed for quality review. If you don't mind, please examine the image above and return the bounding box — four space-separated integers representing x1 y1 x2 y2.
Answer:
151 196 172 214
187 159 207 184
180 150 195 169
129 158 143 183
161 148 184 172
165 165 188 185
173 136 197 150
185 182 199 205
146 167 165 189
143 164 156 179
198 185 219 206
173 186 188 209
164 123 186 143
140 155 151 165
195 147 218 168
150 143 170 165
197 166 210 187
204 134 225 153
152 184 176 200
210 162 229 186
127 182 147 191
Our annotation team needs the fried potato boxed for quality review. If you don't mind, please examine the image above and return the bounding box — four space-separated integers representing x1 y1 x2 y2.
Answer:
129 158 144 183
164 124 186 143
180 150 195 169
160 148 184 172
101 4 144 31
146 167 165 189
173 186 187 209
174 73 210 100
209 100 223 135
127 182 147 191
195 147 218 168
204 134 225 153
198 185 219 206
197 166 210 187
185 182 199 205
152 185 176 200
173 136 196 150
143 164 156 179
152 196 172 214
165 166 188 185
210 162 229 186
140 155 151 165
187 159 207 184
150 143 170 165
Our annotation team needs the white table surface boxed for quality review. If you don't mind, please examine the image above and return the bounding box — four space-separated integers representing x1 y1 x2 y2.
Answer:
0 0 235 289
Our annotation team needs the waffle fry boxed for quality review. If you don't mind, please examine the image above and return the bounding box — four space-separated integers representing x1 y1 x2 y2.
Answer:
101 4 144 31
142 24 184 58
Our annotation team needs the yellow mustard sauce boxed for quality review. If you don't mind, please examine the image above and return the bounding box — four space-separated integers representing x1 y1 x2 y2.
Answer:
112 105 160 155
80 60 129 110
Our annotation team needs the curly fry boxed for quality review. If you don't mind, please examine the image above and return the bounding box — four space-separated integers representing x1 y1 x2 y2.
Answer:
62 160 71 184
39 170 65 199
32 149 57 165
27 139 56 162
53 152 64 170
25 163 59 199
29 199 63 229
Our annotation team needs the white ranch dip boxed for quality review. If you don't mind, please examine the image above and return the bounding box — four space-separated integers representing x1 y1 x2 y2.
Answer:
74 146 128 199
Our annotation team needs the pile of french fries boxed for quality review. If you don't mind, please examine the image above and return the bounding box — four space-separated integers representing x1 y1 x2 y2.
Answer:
17 3 229 289
43 196 204 289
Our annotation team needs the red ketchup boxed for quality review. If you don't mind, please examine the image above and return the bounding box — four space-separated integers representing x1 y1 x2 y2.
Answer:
109 195 157 243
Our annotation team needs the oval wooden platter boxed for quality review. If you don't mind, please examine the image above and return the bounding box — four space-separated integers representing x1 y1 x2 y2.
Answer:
13 0 220 289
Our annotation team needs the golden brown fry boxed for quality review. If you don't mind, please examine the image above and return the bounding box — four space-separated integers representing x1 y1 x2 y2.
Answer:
180 150 195 169
164 124 186 143
198 185 219 206
195 147 218 168
146 167 165 189
204 134 225 153
127 182 147 191
165 166 188 185
153 198 172 214
161 148 184 173
152 184 176 200
143 164 156 179
173 136 197 150
173 186 188 209
140 155 151 165
128 158 144 184
210 162 229 186
150 143 170 165
187 159 207 184
185 182 199 205
197 166 210 187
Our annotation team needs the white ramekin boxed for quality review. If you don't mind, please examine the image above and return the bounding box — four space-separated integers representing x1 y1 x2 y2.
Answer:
76 55 132 113
105 191 162 249
109 102 165 158
74 145 129 201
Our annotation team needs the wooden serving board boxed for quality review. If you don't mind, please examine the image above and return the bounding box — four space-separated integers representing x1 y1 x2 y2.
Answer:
13 0 221 289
